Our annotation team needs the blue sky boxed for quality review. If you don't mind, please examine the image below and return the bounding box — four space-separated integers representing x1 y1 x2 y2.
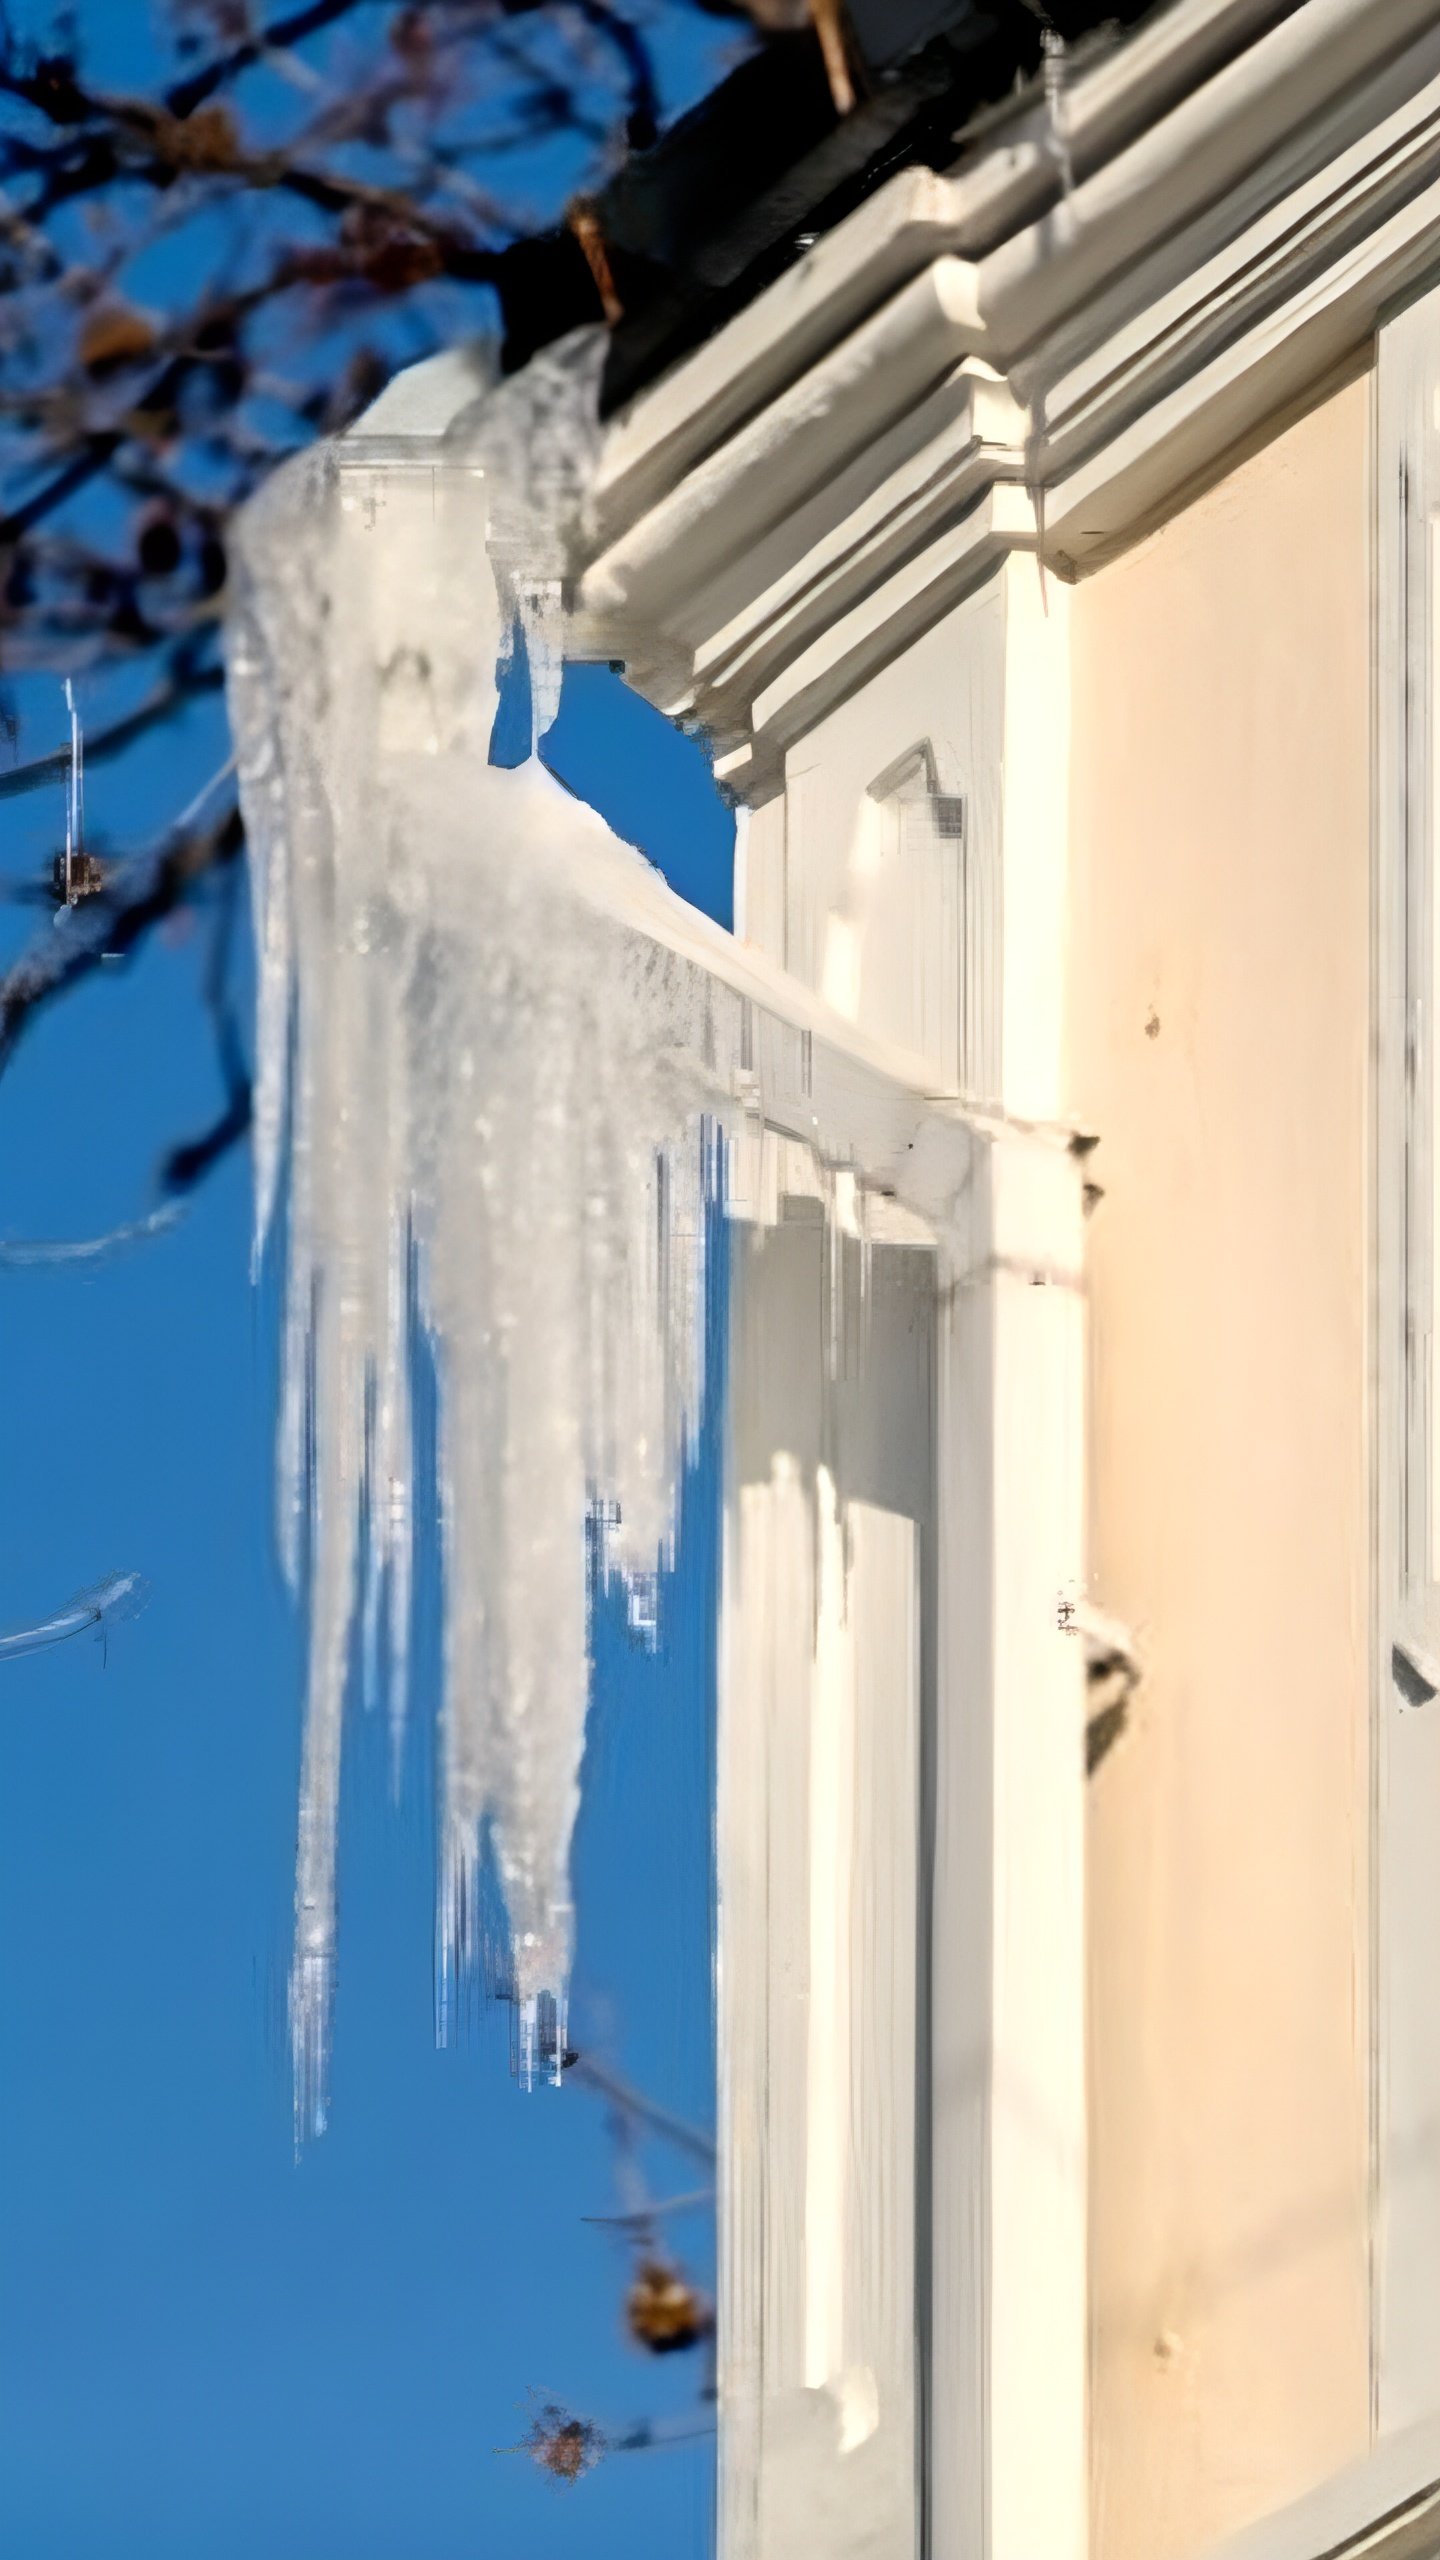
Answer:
0 5 738 2551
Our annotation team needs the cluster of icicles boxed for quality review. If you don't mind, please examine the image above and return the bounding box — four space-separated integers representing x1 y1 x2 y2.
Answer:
226 336 743 2134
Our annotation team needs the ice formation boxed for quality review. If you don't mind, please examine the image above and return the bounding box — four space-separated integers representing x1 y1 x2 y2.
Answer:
226 337 741 2133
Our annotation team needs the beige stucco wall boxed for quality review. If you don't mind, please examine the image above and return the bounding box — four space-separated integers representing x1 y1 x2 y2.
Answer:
1068 376 1373 2560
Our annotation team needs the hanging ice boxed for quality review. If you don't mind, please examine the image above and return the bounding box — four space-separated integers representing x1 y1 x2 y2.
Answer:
225 336 740 2134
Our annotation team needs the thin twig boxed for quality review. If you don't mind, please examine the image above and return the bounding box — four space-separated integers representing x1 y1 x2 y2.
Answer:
0 1202 184 1264
581 2187 714 2229
165 0 384 119
0 803 244 1076
0 652 224 801
569 2054 716 2167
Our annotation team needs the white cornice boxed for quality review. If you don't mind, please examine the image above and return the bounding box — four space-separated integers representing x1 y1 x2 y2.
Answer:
692 365 1025 725
570 0 1440 795
582 260 985 632
588 0 1309 542
720 482 1037 784
342 1 1440 793
980 0 1440 359
1040 35 1440 562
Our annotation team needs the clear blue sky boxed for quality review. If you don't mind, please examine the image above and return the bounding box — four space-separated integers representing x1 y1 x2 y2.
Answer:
0 5 738 2552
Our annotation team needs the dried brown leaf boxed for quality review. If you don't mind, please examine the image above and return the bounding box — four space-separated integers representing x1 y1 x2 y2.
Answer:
78 301 159 373
150 103 243 172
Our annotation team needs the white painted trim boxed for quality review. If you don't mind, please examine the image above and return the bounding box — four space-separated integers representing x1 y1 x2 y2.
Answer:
1201 2408 1440 2558
997 557 1070 1128
587 0 1395 556
718 1250 929 2560
978 0 1440 360
717 1096 1085 2560
724 488 1035 800
582 260 986 631
362 9 1440 773
688 365 1025 726
565 1 1440 767
713 566 1085 2560
1373 269 1440 2446
592 166 970 540
1042 39 1440 566
930 1124 1087 2560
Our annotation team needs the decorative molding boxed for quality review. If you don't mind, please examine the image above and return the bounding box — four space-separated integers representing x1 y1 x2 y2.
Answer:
718 1229 929 2560
689 367 1024 735
591 165 969 544
569 0 1440 785
729 486 1034 802
1041 42 1440 567
584 260 985 634
587 0 1417 562
356 9 1440 789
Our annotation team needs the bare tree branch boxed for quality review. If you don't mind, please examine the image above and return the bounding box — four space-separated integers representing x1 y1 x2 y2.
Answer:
0 1204 185 1264
0 648 223 800
165 0 386 119
0 803 245 1076
0 1571 145 1662
568 2053 716 2167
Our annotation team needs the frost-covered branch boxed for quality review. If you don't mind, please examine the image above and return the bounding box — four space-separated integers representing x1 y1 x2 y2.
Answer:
0 803 244 1074
0 647 223 799
0 1204 185 1264
569 2052 717 2168
0 1571 145 1662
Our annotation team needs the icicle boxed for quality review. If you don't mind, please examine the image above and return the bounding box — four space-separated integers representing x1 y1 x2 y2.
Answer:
465 331 610 749
1042 28 1075 201
62 677 82 907
226 337 737 2133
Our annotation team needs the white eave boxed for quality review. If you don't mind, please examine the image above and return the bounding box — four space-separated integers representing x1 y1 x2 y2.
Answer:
571 0 1440 792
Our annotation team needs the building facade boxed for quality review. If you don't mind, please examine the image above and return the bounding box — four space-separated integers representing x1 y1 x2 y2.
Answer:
329 4 1440 2554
